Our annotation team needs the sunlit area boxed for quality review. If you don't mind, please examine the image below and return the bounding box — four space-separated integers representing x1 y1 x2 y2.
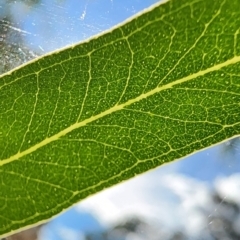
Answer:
1 0 240 240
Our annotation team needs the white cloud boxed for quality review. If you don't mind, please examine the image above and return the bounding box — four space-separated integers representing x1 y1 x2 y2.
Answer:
76 170 213 236
215 173 240 204
58 226 80 240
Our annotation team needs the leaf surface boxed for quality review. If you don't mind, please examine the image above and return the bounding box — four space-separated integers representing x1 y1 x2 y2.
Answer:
0 0 240 236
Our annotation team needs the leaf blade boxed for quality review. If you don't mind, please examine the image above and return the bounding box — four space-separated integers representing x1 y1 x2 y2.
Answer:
0 0 240 236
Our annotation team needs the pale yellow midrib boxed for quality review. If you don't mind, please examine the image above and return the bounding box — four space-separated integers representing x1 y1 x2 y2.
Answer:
1 55 240 166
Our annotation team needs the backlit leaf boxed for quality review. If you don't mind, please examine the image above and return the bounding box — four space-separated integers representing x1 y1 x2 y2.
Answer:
0 0 240 236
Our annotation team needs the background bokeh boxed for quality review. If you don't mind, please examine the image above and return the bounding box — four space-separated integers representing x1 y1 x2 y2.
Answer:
1 1 240 239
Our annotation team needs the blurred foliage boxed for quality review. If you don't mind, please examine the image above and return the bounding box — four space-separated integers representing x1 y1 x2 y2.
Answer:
6 0 41 6
207 193 240 240
84 184 240 240
0 0 39 74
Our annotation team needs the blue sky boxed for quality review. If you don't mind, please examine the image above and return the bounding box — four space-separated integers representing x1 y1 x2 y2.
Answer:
9 0 159 52
4 0 240 239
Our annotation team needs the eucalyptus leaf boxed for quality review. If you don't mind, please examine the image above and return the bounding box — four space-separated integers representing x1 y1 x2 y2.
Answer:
0 0 240 237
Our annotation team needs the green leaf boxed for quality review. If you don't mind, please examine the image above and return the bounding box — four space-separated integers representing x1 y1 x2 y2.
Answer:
0 0 240 236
